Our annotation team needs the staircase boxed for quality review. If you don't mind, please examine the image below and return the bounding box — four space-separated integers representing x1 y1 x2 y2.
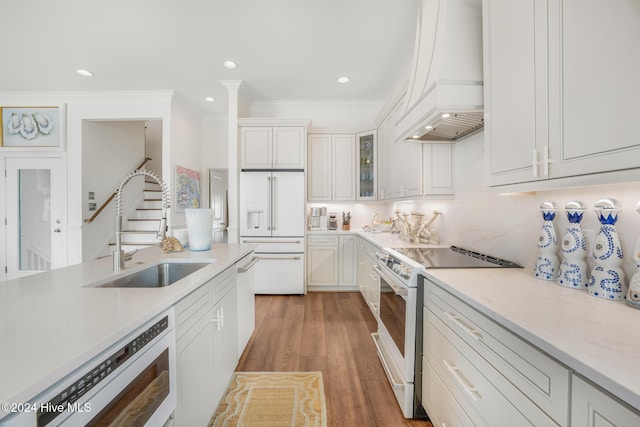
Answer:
108 180 165 252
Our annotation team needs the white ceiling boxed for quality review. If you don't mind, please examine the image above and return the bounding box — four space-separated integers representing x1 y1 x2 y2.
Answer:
0 0 418 118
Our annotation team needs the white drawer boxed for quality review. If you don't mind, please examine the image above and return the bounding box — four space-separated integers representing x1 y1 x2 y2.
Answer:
425 306 559 426
307 235 339 246
571 375 640 427
175 281 211 337
427 283 570 425
422 356 485 427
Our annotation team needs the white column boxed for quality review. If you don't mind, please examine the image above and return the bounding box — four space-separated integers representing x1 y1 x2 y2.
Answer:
220 80 242 244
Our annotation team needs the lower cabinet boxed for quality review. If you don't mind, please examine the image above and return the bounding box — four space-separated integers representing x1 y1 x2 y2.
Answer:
423 278 570 426
571 375 640 427
357 237 380 317
174 266 239 427
307 234 356 290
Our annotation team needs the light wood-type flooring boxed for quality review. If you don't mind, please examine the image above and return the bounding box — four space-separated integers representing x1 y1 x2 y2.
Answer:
237 292 433 427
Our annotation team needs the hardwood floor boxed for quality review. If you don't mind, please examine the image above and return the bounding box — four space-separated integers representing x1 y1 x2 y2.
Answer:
237 292 433 427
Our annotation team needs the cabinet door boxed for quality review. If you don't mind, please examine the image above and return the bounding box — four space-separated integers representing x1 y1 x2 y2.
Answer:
338 235 357 286
484 0 548 186
394 141 422 199
332 134 357 200
240 127 272 169
307 134 332 201
213 288 238 405
377 107 394 200
273 127 305 169
176 308 217 427
548 0 640 178
357 131 377 200
571 375 640 427
307 245 339 288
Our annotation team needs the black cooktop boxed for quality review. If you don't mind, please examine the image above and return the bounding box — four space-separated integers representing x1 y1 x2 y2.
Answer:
392 246 522 269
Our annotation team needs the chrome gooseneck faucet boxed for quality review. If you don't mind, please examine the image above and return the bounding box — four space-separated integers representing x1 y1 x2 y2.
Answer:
113 169 170 272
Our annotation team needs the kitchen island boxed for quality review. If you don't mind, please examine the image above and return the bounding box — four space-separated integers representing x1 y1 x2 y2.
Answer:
0 243 254 422
422 267 640 424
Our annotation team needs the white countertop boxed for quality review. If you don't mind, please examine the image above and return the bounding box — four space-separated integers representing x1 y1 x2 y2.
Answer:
423 268 640 411
0 244 254 418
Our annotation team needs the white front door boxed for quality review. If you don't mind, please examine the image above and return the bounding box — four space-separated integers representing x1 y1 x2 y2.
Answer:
3 157 66 280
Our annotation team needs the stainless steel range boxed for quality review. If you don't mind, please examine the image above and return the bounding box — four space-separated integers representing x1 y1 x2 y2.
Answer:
371 245 521 418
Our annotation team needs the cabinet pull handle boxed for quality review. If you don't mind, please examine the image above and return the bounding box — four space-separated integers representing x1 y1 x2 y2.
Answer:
242 239 302 244
542 146 555 177
237 256 259 273
443 359 480 402
444 311 482 340
257 256 301 261
220 307 224 328
532 149 541 177
211 311 222 331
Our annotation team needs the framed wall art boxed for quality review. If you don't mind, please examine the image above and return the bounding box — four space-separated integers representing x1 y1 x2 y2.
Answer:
1 106 61 148
175 165 201 212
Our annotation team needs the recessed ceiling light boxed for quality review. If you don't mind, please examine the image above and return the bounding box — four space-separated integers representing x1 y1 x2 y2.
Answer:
441 113 451 118
222 60 238 70
425 125 433 130
337 76 350 84
76 69 94 77
205 97 215 103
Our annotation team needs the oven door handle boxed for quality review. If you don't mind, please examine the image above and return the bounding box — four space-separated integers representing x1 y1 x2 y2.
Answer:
374 265 408 297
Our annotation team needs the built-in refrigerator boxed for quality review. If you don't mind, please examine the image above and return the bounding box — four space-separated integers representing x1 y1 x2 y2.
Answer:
239 171 305 294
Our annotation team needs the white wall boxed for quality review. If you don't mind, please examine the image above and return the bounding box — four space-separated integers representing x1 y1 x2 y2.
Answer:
82 121 146 260
200 119 228 209
145 119 163 177
249 100 383 128
169 95 206 229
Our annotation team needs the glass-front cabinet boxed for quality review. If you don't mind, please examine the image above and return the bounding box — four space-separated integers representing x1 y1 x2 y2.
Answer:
357 130 377 200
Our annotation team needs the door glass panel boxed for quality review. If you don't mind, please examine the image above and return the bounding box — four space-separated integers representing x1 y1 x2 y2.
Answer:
19 169 51 271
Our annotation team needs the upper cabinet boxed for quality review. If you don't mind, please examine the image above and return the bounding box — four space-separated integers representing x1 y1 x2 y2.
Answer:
240 125 306 170
307 133 356 201
356 131 377 200
484 0 640 187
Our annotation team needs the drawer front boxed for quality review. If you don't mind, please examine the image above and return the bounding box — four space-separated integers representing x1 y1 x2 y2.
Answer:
212 267 236 304
425 306 559 427
176 282 212 337
422 356 485 427
427 282 570 424
308 235 339 246
571 375 640 427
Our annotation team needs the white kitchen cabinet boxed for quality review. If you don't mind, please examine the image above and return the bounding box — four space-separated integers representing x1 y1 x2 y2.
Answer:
356 130 377 200
307 235 339 288
240 126 305 170
423 278 570 426
422 143 455 196
377 98 423 200
357 237 380 318
571 374 640 427
484 0 640 188
307 134 356 201
174 266 239 427
338 235 356 287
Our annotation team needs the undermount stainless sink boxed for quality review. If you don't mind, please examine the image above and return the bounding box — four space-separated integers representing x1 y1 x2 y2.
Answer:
98 262 210 288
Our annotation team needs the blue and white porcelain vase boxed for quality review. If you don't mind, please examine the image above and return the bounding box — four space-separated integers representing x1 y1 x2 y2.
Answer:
626 201 640 309
534 201 559 281
587 198 627 300
557 201 588 289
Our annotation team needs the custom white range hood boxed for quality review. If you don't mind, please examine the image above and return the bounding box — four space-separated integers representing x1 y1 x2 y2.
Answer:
396 0 483 143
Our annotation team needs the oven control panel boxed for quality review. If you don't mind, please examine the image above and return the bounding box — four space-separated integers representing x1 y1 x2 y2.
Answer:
36 316 169 427
376 251 413 280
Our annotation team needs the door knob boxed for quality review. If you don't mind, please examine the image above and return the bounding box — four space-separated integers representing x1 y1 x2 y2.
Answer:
54 228 61 233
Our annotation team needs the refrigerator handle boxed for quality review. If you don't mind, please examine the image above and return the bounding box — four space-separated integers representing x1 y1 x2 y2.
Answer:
267 176 272 231
272 175 277 231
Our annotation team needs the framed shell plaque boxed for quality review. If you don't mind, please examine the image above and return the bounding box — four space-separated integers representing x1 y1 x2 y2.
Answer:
1 106 61 148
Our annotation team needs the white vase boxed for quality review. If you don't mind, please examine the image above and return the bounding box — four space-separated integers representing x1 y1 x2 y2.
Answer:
626 201 640 309
587 199 627 300
185 208 213 251
533 201 559 281
557 201 588 289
